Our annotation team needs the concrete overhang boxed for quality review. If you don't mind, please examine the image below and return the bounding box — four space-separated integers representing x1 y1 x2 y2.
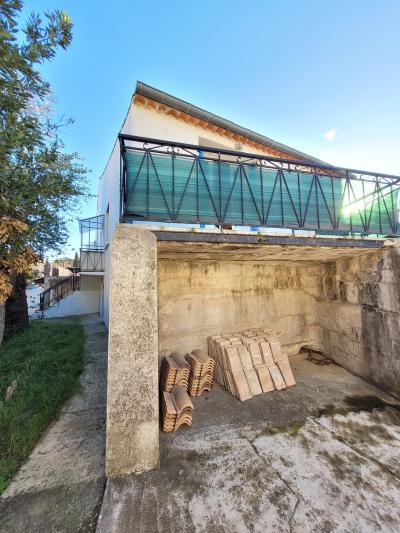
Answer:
138 225 394 264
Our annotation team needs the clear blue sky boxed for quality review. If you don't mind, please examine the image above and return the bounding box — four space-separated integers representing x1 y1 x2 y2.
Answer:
24 0 400 256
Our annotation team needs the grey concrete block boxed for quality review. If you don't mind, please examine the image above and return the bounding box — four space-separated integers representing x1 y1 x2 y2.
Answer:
106 225 159 477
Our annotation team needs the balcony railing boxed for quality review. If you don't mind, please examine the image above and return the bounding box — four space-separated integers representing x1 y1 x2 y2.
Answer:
79 215 105 272
119 135 400 237
80 250 104 272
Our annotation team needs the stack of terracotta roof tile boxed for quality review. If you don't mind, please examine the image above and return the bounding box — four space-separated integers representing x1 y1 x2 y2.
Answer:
185 349 215 396
208 329 296 401
162 384 194 432
160 352 190 392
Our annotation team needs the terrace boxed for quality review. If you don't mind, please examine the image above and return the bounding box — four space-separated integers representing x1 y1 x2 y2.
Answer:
119 135 400 238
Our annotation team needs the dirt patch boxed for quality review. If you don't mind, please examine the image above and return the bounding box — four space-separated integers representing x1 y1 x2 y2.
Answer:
300 347 337 366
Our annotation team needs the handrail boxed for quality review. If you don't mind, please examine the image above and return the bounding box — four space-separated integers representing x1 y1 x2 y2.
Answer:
39 274 80 315
118 136 400 236
79 249 104 272
119 134 400 184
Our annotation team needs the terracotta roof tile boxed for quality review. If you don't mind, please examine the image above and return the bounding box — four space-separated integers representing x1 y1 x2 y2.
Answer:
268 365 286 390
277 360 296 387
185 350 215 397
208 329 296 401
161 385 194 432
160 354 190 392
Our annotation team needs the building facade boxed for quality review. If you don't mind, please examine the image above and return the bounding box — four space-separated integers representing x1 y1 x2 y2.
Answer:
72 82 400 477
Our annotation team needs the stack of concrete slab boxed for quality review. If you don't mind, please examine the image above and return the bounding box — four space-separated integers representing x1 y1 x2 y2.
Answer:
160 353 190 392
185 349 215 396
162 384 194 432
208 328 295 401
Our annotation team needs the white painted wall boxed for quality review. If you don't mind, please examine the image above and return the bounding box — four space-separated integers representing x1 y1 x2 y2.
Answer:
97 100 278 325
41 275 102 319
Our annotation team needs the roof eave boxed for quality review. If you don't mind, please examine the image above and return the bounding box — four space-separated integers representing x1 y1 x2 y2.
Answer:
134 81 328 166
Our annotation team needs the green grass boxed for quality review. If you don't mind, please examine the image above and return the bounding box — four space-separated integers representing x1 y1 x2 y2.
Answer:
0 320 85 494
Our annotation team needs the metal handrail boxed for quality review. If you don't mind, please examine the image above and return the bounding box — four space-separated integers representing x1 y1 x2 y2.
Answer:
79 249 104 272
119 134 400 184
39 274 80 315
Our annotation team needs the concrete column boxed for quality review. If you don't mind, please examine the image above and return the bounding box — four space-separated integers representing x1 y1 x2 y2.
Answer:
106 225 159 477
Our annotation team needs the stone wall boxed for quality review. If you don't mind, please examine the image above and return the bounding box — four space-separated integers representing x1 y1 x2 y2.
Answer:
157 259 324 357
317 244 400 396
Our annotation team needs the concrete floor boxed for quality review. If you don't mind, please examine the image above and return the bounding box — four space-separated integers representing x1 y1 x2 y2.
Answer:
98 355 400 533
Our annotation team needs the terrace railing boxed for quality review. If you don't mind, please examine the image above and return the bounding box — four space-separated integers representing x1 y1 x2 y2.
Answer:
119 135 400 237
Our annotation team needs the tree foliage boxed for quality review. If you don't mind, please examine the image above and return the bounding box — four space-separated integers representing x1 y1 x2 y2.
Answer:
0 0 88 304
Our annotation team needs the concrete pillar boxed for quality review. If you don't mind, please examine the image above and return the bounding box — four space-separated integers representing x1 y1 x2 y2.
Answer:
106 225 159 477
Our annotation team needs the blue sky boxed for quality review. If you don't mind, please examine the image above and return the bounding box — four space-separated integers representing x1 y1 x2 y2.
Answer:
23 0 400 256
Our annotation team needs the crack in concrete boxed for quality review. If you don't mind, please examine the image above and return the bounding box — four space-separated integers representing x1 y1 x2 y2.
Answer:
311 416 400 483
238 431 303 530
288 496 300 533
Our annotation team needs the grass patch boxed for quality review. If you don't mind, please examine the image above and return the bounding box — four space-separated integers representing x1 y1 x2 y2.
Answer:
0 319 85 494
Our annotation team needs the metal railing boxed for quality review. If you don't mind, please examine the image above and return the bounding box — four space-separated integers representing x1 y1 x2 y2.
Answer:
79 214 105 250
119 135 400 236
39 275 80 315
78 214 105 273
80 249 104 272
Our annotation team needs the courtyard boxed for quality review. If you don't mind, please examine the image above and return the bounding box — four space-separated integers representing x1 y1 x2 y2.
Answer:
98 355 400 532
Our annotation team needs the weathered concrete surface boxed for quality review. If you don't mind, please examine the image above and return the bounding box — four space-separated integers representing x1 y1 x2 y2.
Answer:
157 237 400 396
107 225 159 477
155 230 388 263
317 242 400 396
158 260 323 357
0 315 107 533
97 355 400 532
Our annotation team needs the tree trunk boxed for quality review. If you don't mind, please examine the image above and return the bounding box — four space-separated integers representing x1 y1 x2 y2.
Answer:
0 303 5 345
5 273 29 334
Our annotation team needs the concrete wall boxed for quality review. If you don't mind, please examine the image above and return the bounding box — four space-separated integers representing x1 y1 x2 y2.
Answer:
316 244 400 396
106 226 159 477
157 244 400 397
158 259 323 358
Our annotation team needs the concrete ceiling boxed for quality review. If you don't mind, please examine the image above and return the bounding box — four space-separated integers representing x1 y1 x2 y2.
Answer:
156 240 385 264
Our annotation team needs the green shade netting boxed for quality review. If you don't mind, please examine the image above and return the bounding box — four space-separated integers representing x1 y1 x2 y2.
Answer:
124 150 399 235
